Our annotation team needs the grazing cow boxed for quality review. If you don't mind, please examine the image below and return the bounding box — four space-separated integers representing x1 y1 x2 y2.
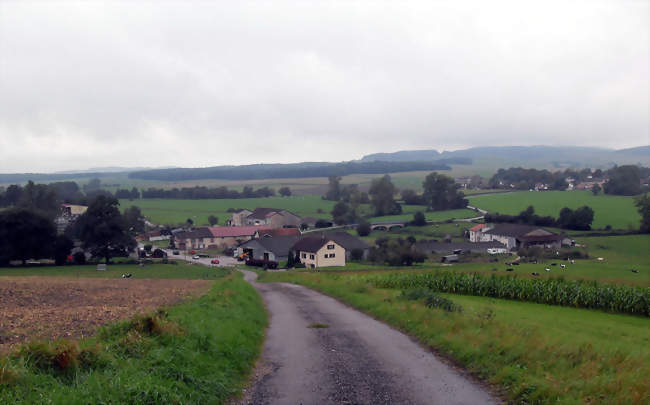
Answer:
631 269 639 274
551 263 557 266
506 268 514 272
531 272 540 276
512 262 520 266
597 257 604 261
560 264 566 269
531 260 538 264
121 273 132 278
545 268 551 272
570 259 575 264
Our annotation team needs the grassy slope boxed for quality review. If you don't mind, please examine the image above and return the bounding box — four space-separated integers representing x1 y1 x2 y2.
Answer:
0 272 266 404
468 190 640 230
0 263 228 280
258 271 649 404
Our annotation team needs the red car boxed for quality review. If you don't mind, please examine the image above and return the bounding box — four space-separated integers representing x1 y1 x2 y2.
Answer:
211 259 220 264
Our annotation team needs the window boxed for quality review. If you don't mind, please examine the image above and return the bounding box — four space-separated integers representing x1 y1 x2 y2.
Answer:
327 244 335 250
330 253 335 258
302 253 306 259
310 254 315 260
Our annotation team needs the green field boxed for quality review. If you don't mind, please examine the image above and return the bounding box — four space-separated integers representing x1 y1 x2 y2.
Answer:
0 271 267 403
469 190 641 230
259 271 649 403
0 262 228 280
119 195 337 226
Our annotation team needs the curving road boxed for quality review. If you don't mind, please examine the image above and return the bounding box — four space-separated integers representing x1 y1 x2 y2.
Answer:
239 270 498 405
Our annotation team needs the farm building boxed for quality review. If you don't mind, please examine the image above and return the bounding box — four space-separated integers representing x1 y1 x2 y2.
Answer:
175 226 270 249
237 235 301 262
472 223 562 250
468 224 487 242
292 237 346 269
227 207 302 229
259 228 302 238
305 232 370 260
413 240 507 255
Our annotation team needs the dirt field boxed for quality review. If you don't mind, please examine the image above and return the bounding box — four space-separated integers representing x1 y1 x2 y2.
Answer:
0 277 213 352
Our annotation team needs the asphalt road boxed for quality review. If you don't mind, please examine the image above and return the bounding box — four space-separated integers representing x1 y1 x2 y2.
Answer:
240 270 498 405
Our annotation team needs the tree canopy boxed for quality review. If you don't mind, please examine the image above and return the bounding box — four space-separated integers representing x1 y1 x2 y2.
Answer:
0 208 56 265
368 175 402 216
422 172 468 211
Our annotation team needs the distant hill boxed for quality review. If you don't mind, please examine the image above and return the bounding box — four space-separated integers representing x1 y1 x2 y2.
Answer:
361 145 650 168
128 160 459 181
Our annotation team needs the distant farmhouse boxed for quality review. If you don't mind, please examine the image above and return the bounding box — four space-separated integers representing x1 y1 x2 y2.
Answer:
237 235 302 262
227 208 301 229
469 223 562 250
292 237 346 269
54 203 87 233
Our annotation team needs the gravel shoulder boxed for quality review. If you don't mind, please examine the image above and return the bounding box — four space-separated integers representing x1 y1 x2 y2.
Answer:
239 270 498 405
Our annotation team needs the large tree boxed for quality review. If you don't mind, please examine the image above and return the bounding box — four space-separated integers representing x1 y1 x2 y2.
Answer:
123 205 146 235
0 208 56 265
368 175 402 216
324 176 342 201
76 196 136 264
422 172 468 211
604 165 641 196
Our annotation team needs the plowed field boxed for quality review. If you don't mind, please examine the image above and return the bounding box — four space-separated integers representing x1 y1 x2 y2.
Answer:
0 277 212 352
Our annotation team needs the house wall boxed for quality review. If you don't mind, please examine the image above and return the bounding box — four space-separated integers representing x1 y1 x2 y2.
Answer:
228 211 252 226
482 234 516 250
299 241 345 268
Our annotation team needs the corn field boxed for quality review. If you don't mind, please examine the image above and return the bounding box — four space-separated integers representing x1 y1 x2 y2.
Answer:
370 272 649 316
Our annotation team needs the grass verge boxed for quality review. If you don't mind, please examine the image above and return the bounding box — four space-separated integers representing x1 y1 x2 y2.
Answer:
0 272 267 404
259 271 649 404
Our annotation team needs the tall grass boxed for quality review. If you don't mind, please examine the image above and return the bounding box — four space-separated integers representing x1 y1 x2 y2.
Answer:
370 271 649 316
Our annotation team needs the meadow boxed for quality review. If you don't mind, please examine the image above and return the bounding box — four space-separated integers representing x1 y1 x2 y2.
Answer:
0 270 267 404
468 190 641 230
258 270 649 404
119 195 337 226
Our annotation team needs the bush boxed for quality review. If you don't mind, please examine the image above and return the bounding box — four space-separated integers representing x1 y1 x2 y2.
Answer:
356 221 371 236
412 211 427 226
399 287 462 312
315 219 331 228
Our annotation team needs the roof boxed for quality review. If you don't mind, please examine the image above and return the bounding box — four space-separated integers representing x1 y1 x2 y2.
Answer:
208 226 270 238
292 237 339 253
241 235 301 256
484 224 562 243
307 232 370 251
247 208 282 220
469 224 486 232
175 227 213 240
300 217 319 225
61 204 87 215
260 228 302 238
414 241 507 254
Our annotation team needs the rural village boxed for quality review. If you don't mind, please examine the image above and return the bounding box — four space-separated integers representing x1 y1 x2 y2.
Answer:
1 2 649 404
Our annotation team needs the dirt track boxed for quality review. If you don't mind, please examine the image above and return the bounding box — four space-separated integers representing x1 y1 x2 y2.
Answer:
239 270 498 405
0 277 211 352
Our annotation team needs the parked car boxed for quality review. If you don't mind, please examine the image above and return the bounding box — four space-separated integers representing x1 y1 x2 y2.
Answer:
245 258 278 269
192 255 200 260
173 250 180 255
211 259 220 264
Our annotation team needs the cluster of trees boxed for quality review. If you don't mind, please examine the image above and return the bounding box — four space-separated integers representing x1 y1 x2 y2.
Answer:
484 205 594 230
603 165 645 196
488 168 569 190
637 194 650 234
140 185 279 199
0 195 142 266
369 237 426 266
325 176 371 225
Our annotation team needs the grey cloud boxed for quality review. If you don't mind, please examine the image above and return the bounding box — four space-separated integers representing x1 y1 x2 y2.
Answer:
0 1 647 172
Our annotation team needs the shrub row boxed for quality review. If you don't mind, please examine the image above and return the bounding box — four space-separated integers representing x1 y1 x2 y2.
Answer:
400 287 463 312
370 272 649 316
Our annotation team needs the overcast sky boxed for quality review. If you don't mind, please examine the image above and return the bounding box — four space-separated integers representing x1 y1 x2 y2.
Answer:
0 1 648 173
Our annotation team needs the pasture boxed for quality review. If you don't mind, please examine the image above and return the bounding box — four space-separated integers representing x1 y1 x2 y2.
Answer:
258 270 650 403
119 195 337 226
468 190 641 230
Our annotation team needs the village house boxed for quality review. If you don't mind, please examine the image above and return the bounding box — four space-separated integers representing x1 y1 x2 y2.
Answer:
237 235 302 262
54 203 87 233
227 207 302 229
470 223 562 250
259 227 302 238
292 237 346 269
305 232 370 260
174 226 269 250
